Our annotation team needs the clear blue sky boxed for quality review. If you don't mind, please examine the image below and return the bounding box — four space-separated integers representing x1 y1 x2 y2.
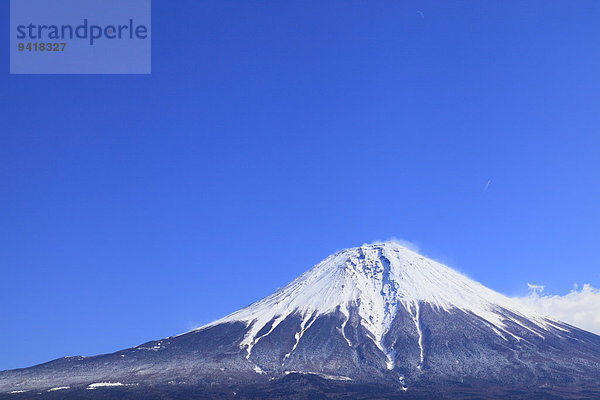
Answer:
1 1 599 370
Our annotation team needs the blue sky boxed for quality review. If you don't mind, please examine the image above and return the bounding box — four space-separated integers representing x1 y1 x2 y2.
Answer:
1 1 599 370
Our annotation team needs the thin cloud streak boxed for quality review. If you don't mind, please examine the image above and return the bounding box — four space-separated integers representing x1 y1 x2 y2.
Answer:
483 179 491 192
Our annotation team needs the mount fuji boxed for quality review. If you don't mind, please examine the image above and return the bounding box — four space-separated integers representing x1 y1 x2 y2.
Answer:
2 242 600 399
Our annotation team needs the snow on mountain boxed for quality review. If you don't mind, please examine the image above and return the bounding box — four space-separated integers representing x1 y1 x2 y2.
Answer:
200 243 558 366
2 242 600 399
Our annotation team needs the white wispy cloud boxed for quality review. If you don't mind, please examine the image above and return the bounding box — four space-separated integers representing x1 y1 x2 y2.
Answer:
368 237 420 253
514 284 600 335
483 179 492 192
526 283 545 294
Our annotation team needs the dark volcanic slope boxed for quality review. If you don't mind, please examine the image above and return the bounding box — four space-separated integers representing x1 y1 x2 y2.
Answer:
2 243 600 399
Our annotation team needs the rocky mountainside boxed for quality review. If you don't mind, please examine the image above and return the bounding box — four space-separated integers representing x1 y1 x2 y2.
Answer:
2 242 600 399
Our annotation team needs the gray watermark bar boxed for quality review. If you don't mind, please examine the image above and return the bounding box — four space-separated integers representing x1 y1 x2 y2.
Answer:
10 0 151 74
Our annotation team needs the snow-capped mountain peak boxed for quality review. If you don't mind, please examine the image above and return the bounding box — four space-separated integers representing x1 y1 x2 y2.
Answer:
203 242 555 364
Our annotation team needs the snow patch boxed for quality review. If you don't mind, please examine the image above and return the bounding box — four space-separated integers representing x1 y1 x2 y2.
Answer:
399 375 408 391
87 382 125 389
282 312 316 365
243 314 286 359
408 300 424 368
284 370 352 381
253 365 265 374
339 307 352 347
48 386 70 392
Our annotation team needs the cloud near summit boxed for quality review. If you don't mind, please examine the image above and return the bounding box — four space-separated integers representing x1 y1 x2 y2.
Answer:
514 284 600 335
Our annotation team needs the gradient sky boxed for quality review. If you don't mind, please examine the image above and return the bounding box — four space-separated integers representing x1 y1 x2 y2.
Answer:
1 1 599 370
